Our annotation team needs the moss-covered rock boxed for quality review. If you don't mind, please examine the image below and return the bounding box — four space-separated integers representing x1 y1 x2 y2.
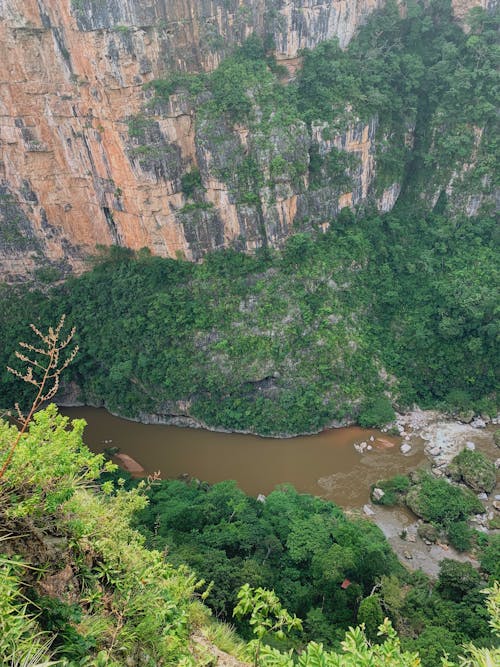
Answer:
417 523 439 543
448 449 497 493
405 474 484 523
370 475 410 506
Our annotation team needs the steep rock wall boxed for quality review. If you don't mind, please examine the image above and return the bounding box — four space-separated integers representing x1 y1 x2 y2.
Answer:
0 0 493 280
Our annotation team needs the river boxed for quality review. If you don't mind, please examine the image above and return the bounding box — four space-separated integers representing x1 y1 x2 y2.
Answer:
61 407 427 507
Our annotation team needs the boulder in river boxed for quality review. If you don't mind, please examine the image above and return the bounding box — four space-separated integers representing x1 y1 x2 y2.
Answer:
400 444 412 455
115 453 146 477
457 410 475 424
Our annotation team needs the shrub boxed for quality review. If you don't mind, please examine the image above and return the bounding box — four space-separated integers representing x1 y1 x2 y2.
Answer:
447 521 473 552
448 449 497 493
371 475 410 505
358 397 396 428
437 559 481 602
480 534 500 580
357 596 384 641
181 168 203 198
405 474 484 524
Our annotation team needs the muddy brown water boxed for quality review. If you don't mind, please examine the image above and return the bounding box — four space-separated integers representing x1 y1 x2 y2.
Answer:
61 407 428 507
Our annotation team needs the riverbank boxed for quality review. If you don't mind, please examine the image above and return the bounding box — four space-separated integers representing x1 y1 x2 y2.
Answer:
365 409 499 575
57 391 353 439
367 504 481 578
60 403 498 576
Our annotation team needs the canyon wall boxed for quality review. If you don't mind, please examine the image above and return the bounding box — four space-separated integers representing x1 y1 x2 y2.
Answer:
0 0 494 280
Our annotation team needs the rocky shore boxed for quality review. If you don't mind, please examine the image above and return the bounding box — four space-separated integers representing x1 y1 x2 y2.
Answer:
365 409 499 576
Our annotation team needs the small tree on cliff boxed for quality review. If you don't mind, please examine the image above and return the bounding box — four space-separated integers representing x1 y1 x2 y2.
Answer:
0 315 78 481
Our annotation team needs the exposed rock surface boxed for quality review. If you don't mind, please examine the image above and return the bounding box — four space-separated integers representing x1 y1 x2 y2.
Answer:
396 410 498 472
370 505 480 577
0 0 493 280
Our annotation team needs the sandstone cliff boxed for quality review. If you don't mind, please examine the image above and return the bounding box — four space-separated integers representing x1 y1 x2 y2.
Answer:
0 0 494 280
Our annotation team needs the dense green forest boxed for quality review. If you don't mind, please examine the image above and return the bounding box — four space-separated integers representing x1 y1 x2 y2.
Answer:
132 475 499 664
0 201 497 434
1 2 499 665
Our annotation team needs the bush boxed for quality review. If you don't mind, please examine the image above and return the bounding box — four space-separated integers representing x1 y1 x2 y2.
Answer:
447 521 473 552
479 534 500 580
405 474 484 524
448 449 497 493
357 596 384 641
358 397 396 428
371 475 410 505
437 559 481 602
181 168 203 198
403 625 461 666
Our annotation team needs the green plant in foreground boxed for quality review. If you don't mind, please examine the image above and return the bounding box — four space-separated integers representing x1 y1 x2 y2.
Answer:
0 315 78 481
237 585 500 667
233 584 302 666
0 554 58 665
0 321 200 664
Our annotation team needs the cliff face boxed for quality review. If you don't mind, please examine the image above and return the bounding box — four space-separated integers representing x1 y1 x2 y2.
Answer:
0 0 494 280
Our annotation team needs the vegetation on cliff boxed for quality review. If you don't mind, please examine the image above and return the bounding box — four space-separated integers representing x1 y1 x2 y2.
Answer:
1 2 499 665
0 191 497 435
137 0 498 226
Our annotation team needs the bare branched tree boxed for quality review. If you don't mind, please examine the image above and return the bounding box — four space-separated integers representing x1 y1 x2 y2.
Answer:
0 315 78 481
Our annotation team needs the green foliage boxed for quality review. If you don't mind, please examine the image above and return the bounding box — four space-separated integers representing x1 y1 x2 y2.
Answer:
479 534 500 581
255 618 422 666
137 480 399 645
0 407 201 664
127 113 155 140
145 71 206 105
234 584 302 664
448 449 497 493
357 596 384 642
181 168 203 198
371 476 410 506
447 521 473 553
0 406 112 518
437 559 482 602
404 625 461 666
2 6 500 433
0 555 56 665
405 473 484 525
31 594 95 660
358 397 396 428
